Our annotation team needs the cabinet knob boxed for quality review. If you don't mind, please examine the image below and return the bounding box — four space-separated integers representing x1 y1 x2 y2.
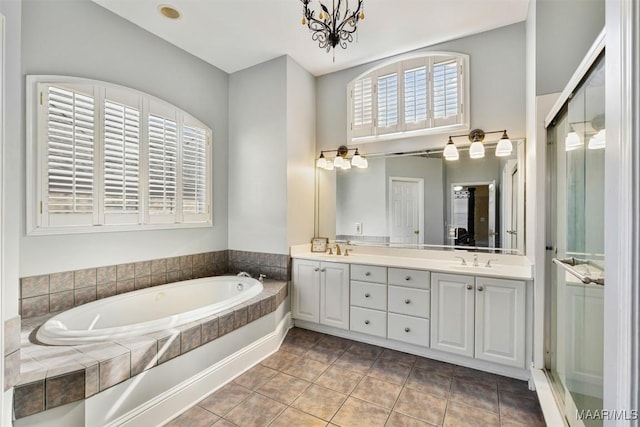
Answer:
404 299 411 304
314 268 320 272
477 286 484 292
365 293 371 298
466 284 473 290
364 320 370 325
404 327 410 333
405 276 411 281
365 272 371 276
321 268 326 272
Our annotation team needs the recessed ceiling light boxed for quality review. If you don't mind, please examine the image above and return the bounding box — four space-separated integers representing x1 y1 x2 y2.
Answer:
158 5 181 20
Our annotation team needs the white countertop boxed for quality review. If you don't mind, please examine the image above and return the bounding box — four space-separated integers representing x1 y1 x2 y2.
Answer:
290 244 533 281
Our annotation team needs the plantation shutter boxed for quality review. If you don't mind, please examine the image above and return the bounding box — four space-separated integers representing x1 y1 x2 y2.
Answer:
403 63 428 131
350 77 373 138
148 106 178 224
432 58 461 127
376 72 399 134
44 84 96 227
103 91 141 225
182 117 210 223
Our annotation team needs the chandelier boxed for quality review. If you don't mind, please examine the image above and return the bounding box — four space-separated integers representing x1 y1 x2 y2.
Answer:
300 0 365 55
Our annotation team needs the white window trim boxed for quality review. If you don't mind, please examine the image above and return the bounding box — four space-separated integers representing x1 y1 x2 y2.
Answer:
347 51 470 144
26 75 213 236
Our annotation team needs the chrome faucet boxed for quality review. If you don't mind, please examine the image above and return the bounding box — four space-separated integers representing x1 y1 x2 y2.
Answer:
237 272 252 278
473 254 479 267
485 259 499 268
335 244 342 256
454 256 467 266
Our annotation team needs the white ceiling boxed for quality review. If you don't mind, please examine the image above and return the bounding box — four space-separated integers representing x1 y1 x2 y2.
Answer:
92 0 530 76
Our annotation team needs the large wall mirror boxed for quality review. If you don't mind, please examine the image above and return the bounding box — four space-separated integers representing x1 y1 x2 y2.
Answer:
318 139 525 254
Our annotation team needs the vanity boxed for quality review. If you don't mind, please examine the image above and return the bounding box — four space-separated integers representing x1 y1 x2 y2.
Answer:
290 245 533 379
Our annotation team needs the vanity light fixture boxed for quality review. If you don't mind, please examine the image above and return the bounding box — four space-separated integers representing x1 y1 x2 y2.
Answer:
444 129 513 160
317 145 368 170
588 113 606 150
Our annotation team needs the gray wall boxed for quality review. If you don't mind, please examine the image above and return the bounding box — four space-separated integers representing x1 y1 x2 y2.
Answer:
20 0 230 276
536 0 605 95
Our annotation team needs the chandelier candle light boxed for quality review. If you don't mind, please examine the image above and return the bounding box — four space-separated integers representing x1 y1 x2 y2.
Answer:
300 0 365 59
317 145 368 170
444 129 513 161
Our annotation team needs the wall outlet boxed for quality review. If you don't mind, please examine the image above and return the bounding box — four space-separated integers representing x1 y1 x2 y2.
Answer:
355 222 362 235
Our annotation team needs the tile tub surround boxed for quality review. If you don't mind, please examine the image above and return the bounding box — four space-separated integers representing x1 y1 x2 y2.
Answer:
13 280 288 419
164 327 545 427
19 250 291 319
4 315 22 391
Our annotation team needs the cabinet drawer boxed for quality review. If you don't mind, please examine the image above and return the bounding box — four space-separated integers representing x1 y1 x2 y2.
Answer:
388 268 430 289
388 313 430 347
351 264 387 283
388 286 430 318
351 281 387 310
350 306 387 338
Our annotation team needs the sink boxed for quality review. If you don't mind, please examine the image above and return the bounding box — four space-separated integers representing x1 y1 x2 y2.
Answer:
446 264 501 272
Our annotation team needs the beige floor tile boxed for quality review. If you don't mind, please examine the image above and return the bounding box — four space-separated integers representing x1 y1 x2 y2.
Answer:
224 393 286 427
367 358 412 385
331 396 390 427
283 357 330 382
453 365 498 387
292 384 347 421
232 365 278 390
314 366 364 394
394 387 447 426
498 391 546 426
443 401 500 427
164 405 219 427
405 367 452 398
412 358 456 377
260 349 301 371
386 411 437 427
351 376 402 409
332 352 376 374
269 407 327 427
378 349 417 368
198 382 252 416
344 341 384 359
257 372 310 405
450 378 499 413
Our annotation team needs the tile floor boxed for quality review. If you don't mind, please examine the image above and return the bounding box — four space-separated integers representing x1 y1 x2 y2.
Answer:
164 327 546 427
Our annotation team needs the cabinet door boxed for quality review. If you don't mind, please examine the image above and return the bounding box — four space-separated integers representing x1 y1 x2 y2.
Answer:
474 277 526 368
292 259 320 323
320 262 350 330
430 273 475 357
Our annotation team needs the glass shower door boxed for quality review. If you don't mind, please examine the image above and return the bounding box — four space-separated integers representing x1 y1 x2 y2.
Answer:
547 53 605 427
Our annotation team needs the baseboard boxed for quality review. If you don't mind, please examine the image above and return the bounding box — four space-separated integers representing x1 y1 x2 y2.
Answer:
110 312 293 427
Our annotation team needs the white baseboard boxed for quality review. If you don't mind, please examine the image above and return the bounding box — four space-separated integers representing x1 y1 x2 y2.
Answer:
110 312 293 427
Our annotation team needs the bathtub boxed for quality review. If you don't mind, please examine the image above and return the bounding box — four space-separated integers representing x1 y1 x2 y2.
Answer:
36 276 264 345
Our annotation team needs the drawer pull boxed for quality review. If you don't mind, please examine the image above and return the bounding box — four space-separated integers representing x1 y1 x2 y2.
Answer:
321 268 326 272
365 293 371 298
314 268 320 272
466 284 473 290
404 327 411 333
405 275 411 281
364 320 370 325
365 272 371 276
477 286 484 292
404 299 411 304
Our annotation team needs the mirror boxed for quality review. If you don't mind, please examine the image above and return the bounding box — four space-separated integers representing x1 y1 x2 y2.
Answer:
326 139 525 254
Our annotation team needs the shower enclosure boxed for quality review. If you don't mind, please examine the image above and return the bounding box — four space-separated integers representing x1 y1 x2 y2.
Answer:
545 48 605 426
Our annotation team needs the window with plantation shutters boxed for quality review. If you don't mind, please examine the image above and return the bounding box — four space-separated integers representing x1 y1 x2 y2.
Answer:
27 76 212 235
347 53 468 142
46 85 96 226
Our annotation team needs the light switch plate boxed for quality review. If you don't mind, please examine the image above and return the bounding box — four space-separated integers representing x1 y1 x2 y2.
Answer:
355 222 362 235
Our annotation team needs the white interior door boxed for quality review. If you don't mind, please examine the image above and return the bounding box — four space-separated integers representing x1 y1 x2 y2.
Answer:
389 177 424 244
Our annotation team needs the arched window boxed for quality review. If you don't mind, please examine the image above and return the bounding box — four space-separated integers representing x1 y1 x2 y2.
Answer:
347 52 469 142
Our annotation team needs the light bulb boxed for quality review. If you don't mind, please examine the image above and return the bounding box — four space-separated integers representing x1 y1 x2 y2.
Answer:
469 140 485 159
324 160 334 170
316 153 327 168
495 131 513 157
565 131 582 151
443 137 459 161
333 156 344 167
342 159 351 169
359 157 368 168
588 129 606 150
351 149 362 167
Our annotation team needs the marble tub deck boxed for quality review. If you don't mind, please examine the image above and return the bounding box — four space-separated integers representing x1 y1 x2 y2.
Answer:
14 280 288 420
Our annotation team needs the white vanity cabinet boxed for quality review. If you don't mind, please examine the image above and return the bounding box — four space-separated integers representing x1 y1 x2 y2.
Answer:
292 259 350 330
431 272 526 368
349 264 388 338
387 268 431 347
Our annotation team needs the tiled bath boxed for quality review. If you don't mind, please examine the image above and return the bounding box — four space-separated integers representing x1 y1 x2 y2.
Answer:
14 279 288 420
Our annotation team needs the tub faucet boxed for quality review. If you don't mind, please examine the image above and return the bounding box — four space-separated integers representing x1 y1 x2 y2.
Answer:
237 272 252 278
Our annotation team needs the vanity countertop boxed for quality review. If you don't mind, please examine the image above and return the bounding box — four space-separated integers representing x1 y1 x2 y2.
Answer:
290 245 533 281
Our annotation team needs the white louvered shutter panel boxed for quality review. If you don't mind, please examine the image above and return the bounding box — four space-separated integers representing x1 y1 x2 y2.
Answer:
182 117 210 223
103 91 141 225
44 84 96 227
432 58 461 127
148 106 178 224
350 77 373 138
376 72 399 134
403 64 428 131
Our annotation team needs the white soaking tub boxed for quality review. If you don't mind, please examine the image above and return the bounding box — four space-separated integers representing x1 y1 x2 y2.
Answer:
36 276 264 345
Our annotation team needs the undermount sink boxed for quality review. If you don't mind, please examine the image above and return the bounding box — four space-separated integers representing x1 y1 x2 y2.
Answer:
447 264 501 272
